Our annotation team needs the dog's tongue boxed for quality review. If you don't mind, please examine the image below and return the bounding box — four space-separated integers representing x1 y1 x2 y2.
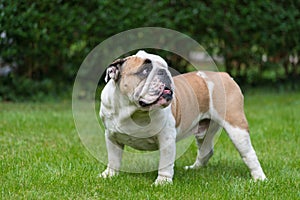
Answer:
163 88 172 95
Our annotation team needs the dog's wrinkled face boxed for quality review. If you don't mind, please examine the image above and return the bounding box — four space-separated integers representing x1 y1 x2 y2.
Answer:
105 55 174 109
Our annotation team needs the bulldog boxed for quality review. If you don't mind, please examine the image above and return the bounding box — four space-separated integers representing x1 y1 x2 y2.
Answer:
99 50 266 185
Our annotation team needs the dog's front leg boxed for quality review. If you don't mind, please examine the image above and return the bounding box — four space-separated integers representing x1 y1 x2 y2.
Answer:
154 128 177 185
99 130 124 178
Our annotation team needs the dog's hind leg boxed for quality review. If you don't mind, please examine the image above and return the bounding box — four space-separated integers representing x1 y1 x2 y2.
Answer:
210 71 266 180
223 120 267 181
185 120 221 170
219 80 267 180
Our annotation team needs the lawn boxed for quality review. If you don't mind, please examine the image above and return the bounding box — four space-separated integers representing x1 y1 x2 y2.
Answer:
1 91 299 199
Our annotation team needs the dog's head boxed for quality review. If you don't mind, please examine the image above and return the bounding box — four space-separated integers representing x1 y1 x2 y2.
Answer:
105 51 174 109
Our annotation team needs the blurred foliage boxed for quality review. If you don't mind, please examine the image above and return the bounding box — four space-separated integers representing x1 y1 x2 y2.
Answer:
0 0 299 101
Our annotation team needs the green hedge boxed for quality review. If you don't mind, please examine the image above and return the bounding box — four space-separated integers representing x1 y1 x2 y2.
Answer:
1 0 299 101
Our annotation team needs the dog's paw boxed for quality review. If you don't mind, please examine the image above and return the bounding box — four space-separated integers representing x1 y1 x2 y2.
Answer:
184 165 199 170
152 175 173 186
99 167 118 179
251 171 267 181
184 162 203 170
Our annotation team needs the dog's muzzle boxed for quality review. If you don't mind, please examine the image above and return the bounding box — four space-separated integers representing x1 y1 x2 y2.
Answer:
138 69 174 108
138 86 173 108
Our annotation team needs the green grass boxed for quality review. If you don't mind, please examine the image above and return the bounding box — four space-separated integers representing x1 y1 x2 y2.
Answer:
1 92 300 199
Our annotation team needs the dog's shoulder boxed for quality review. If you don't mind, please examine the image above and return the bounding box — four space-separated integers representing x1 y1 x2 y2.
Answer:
171 72 210 128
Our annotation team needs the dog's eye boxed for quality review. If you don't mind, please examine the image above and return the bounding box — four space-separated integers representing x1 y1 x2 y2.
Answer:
142 68 149 75
138 65 152 77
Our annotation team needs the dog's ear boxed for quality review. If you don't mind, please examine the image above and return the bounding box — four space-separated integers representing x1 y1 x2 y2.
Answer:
105 59 125 83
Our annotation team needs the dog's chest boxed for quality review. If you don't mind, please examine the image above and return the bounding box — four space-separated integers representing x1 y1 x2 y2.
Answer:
108 132 159 151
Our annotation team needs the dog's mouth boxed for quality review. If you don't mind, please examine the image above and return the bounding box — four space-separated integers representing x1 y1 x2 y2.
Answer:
138 87 173 108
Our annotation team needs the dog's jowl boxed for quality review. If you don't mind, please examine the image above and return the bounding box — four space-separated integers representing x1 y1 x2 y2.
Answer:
99 50 266 185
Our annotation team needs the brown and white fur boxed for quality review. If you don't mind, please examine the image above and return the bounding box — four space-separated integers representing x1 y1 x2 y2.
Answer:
99 51 266 185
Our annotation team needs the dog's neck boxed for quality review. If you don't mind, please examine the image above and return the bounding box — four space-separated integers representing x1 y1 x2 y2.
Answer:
102 81 171 136
130 110 151 126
